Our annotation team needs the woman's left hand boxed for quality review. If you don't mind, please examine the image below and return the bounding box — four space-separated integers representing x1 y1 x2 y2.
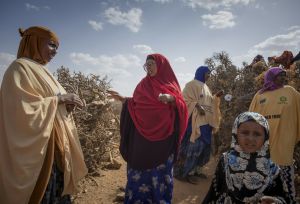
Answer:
158 93 174 104
215 90 224 97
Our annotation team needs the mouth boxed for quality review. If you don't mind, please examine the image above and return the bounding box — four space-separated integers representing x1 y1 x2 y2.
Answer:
50 54 56 59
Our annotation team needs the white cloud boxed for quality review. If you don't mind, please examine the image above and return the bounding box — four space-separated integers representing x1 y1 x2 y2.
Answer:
174 57 186 63
250 29 300 54
133 44 154 54
182 0 255 10
287 25 300 31
176 72 194 89
44 6 51 10
202 11 235 29
25 3 40 11
232 29 300 67
0 52 15 81
153 0 173 3
69 52 142 77
69 52 145 96
104 7 142 32
88 20 103 31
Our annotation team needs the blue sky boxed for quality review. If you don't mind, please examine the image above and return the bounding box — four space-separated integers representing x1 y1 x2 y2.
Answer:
1 0 299 96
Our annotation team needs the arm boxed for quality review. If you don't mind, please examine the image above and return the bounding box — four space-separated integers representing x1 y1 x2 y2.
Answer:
261 170 293 203
58 93 85 113
107 90 128 103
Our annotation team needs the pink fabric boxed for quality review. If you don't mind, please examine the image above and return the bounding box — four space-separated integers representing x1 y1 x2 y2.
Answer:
127 54 188 142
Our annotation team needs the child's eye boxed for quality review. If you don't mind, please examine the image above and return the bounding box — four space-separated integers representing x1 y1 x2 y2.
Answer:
253 132 263 137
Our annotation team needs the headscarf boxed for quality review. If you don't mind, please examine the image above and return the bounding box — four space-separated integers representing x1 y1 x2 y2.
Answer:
251 54 265 65
127 54 188 143
274 50 293 69
17 26 59 65
194 66 210 83
224 112 279 203
259 67 285 94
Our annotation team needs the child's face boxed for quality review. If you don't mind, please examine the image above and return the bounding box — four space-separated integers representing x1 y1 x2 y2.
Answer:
237 121 265 153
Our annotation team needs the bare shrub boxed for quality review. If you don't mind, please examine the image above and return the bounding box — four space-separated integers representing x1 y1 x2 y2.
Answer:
55 66 120 174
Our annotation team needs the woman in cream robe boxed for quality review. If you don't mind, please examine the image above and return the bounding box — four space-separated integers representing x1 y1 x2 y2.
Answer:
0 26 87 204
174 66 222 184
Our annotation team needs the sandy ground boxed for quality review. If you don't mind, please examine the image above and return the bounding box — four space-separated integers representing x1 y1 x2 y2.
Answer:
73 157 217 204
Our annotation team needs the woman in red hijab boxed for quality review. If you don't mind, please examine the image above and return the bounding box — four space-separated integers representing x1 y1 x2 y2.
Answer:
108 53 188 203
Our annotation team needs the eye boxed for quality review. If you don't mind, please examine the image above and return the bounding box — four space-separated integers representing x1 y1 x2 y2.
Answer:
48 43 58 50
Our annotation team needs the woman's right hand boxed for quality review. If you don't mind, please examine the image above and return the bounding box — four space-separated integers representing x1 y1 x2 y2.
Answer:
107 90 127 103
58 93 84 109
195 104 205 115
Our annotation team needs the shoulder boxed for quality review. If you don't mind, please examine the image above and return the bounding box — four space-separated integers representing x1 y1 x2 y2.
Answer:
283 85 297 92
283 85 300 96
7 58 35 72
2 59 23 78
185 80 204 88
2 58 40 83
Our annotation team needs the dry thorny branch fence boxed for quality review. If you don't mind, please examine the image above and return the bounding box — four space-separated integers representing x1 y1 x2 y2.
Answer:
55 51 300 194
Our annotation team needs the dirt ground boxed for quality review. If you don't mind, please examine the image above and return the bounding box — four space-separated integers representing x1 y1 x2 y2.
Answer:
73 157 217 204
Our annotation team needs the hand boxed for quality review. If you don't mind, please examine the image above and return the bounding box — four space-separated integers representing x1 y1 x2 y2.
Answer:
107 90 126 103
215 90 224 97
58 93 84 108
260 196 276 204
66 104 75 113
196 104 205 115
65 99 86 113
158 93 174 104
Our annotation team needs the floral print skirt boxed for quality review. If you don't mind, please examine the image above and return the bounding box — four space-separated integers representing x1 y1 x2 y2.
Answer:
124 154 174 204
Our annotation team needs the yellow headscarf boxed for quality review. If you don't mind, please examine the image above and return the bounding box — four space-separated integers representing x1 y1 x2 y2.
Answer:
17 26 59 65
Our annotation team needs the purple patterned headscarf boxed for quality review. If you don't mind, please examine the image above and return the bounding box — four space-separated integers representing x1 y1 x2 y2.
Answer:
259 67 285 94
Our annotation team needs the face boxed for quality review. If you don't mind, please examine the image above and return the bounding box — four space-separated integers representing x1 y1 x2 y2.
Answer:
204 72 210 81
144 59 157 77
40 40 58 63
237 121 265 153
273 71 287 86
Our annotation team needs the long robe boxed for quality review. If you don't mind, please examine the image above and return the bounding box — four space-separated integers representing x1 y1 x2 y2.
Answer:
182 79 221 142
0 58 87 204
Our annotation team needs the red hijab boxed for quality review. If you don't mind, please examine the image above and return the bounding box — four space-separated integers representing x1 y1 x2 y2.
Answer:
127 54 188 142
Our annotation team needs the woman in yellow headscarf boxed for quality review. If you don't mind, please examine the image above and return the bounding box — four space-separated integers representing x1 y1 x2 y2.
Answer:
0 26 88 204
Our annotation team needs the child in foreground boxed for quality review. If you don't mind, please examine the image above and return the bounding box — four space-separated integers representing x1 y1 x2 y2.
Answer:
202 112 293 204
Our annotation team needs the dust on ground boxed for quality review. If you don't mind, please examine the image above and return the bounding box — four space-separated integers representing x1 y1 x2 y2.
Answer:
73 156 217 204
